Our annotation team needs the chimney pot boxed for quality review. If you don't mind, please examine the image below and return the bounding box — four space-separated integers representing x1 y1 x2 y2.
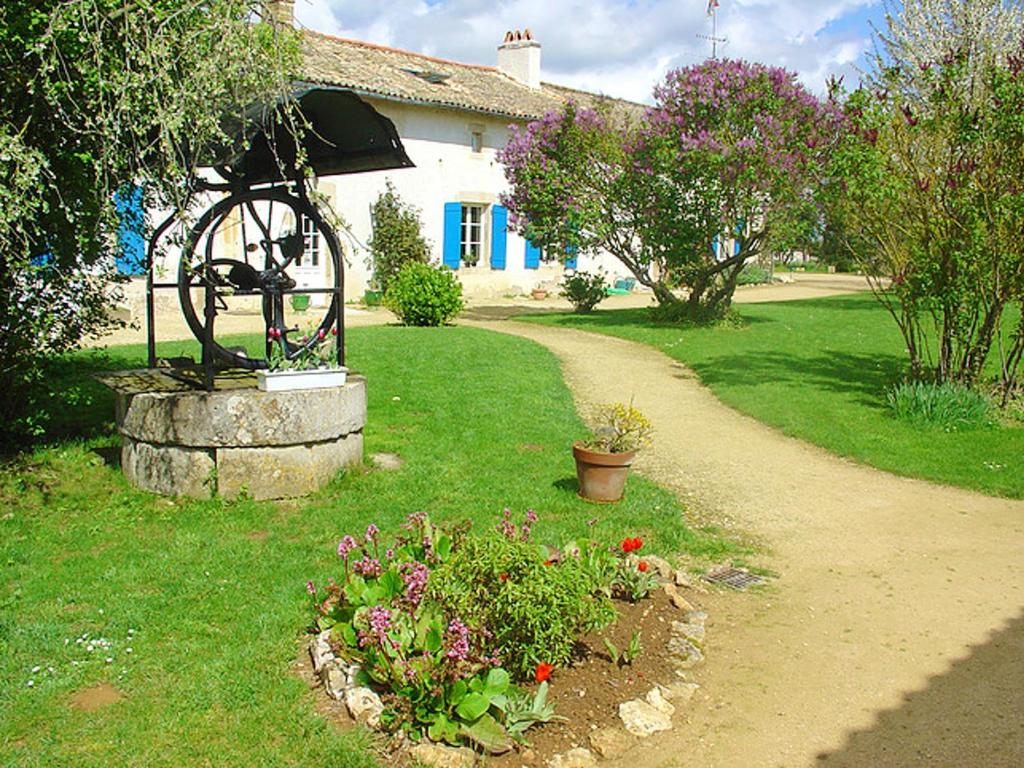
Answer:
497 28 542 88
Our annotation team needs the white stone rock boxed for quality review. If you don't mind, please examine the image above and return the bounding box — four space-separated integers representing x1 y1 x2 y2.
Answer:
408 742 477 768
345 686 384 728
324 663 348 701
618 699 673 738
667 637 705 669
673 569 695 588
644 687 676 716
547 747 597 768
671 620 706 644
663 682 700 704
663 583 694 612
310 629 334 673
588 727 635 759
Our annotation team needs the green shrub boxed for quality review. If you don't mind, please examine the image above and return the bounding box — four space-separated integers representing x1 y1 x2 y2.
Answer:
427 515 615 681
384 262 464 326
560 271 608 313
737 265 772 286
367 182 431 294
887 381 994 431
312 510 614 750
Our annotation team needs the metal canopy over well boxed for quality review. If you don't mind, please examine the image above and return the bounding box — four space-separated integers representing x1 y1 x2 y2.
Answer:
207 85 414 183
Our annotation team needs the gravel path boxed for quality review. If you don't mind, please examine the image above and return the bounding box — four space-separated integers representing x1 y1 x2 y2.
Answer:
467 319 1024 768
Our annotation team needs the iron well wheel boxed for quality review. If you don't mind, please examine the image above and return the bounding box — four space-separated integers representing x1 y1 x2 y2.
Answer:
177 185 343 371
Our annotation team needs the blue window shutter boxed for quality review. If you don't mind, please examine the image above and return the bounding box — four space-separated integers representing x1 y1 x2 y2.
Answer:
564 242 578 270
490 205 508 270
114 185 146 276
442 202 461 269
734 239 741 257
712 235 720 260
524 239 541 269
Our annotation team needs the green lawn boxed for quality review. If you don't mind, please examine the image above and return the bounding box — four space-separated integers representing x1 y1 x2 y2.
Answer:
0 326 736 768
524 293 1024 498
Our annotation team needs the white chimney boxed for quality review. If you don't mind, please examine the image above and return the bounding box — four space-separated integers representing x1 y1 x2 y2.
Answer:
497 29 541 89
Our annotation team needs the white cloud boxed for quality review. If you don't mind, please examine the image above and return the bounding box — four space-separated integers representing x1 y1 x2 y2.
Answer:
293 0 879 101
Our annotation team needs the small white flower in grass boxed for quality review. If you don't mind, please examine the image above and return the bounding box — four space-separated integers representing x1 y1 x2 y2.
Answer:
392 396 401 401
105 657 113 664
64 639 69 646
26 680 34 687
98 609 104 615
125 648 133 654
31 665 40 673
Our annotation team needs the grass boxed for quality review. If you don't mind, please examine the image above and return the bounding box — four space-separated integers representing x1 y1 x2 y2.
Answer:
0 325 738 768
523 293 1024 498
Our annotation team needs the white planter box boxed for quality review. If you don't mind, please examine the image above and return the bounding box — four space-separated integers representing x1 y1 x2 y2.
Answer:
256 367 348 392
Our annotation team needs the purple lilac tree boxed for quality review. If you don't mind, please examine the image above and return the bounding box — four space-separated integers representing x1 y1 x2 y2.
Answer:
499 59 846 322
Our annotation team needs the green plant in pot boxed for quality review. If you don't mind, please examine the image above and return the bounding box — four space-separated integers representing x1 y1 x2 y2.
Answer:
573 402 652 502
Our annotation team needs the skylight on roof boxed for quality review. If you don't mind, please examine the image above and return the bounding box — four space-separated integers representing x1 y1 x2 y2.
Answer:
400 68 452 85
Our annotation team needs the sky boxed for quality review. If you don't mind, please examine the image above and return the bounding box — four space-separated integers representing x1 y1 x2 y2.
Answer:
293 0 891 103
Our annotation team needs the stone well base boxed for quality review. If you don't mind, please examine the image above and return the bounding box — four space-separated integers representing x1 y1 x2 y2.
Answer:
102 370 366 500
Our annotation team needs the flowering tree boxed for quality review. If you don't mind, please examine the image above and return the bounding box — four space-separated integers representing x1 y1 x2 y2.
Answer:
829 2 1024 395
499 60 845 322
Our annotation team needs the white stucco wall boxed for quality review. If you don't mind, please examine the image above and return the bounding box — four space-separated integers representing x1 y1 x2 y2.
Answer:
149 96 629 303
323 97 627 300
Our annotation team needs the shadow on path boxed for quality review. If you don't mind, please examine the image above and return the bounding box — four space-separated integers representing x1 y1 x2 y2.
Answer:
818 608 1024 767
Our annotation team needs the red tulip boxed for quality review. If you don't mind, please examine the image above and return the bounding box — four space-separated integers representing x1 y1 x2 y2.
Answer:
637 561 649 573
535 663 554 683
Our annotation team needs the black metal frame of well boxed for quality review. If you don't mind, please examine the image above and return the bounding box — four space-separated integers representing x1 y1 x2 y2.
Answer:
141 85 413 390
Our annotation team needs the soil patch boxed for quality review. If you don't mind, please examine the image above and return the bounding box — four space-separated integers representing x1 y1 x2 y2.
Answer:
490 587 693 766
69 683 124 712
245 530 270 541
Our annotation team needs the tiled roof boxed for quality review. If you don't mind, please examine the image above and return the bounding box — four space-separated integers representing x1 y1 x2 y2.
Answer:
300 31 645 123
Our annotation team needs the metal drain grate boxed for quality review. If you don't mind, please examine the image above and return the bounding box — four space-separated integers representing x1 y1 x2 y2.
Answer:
703 566 767 590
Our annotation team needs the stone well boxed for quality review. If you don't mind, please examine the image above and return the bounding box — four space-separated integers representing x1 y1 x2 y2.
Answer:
101 370 365 500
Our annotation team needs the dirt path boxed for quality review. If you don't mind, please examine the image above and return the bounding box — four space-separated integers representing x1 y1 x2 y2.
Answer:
466 319 1024 768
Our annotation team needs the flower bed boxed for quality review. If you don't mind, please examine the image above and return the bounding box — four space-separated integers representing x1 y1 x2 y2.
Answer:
306 510 708 761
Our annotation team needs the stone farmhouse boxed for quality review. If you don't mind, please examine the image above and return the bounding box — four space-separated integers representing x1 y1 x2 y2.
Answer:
264 6 644 300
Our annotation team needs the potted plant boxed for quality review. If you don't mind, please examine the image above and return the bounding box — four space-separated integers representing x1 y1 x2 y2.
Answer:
290 293 311 312
256 324 348 392
573 403 652 502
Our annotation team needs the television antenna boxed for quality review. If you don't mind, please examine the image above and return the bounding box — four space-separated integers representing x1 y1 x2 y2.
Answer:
697 1 727 59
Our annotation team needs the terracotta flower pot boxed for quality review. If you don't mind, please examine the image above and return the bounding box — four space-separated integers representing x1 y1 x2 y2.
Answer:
572 442 636 503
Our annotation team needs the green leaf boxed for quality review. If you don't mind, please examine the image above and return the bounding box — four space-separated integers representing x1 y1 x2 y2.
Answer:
455 692 490 722
448 679 468 706
459 713 513 754
340 623 358 648
434 534 452 560
483 667 509 698
379 569 403 599
427 713 459 745
425 624 443 654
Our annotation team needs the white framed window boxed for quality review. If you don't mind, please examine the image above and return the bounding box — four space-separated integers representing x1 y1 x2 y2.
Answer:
460 204 485 266
300 216 319 267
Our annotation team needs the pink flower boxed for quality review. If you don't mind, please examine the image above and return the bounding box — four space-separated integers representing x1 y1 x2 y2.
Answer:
337 535 358 559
